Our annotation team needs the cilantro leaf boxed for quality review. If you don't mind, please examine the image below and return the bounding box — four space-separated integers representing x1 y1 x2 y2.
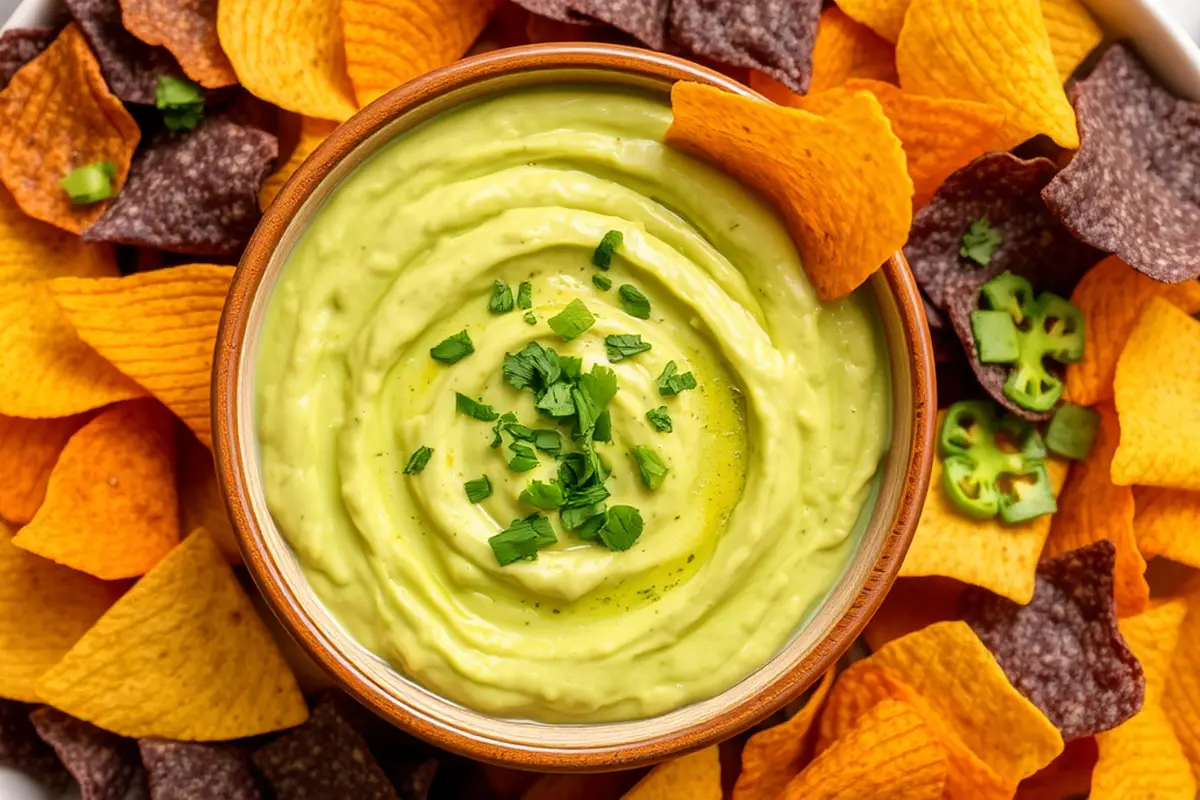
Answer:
593 230 623 270
559 356 582 381
464 475 492 503
592 274 612 291
657 361 697 396
536 382 575 417
630 445 669 490
605 334 652 362
508 442 539 472
431 330 474 364
646 406 672 432
155 76 205 132
517 281 533 309
600 506 643 551
491 411 518 448
578 365 618 408
576 513 607 541
403 446 432 475
523 312 537 325
455 392 499 422
593 409 612 442
618 284 651 319
503 342 560 390
548 298 595 341
562 501 607 530
960 217 1003 266
520 480 565 510
60 161 117 205
488 514 556 566
488 280 515 313
533 429 561 454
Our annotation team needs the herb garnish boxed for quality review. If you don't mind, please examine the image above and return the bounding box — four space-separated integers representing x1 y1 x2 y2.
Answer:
600 506 644 551
455 392 499 422
508 442 539 472
60 162 117 205
517 281 533 309
488 280 515 313
430 330 474 364
960 217 1003 266
464 475 492 502
592 274 612 291
619 284 651 319
548 298 595 341
630 445 669 490
657 361 697 396
605 334 652 362
488 514 556 566
403 446 432 475
520 480 565 510
593 230 623 270
155 76 205 132
646 406 672 432
523 312 537 325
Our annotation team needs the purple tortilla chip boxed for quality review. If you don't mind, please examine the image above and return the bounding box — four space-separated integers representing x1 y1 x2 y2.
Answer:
0 27 56 91
512 0 669 49
0 700 69 791
30 707 140 800
139 740 261 800
1043 43 1200 283
253 696 397 800
668 0 820 94
65 0 182 104
392 759 437 800
83 113 277 254
960 540 1145 741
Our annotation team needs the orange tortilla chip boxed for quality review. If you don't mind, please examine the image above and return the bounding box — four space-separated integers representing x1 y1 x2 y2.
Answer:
666 82 912 301
13 399 179 580
1134 486 1200 567
1041 0 1103 81
0 184 114 285
732 668 836 800
622 745 721 800
37 530 307 739
340 0 497 107
1066 257 1200 407
121 0 237 87
900 450 1069 603
0 521 122 702
51 265 235 449
1164 589 1200 780
217 0 357 121
756 7 896 97
259 116 338 211
784 699 947 800
0 24 140 233
178 431 240 565
1044 404 1148 617
833 0 908 43
862 576 963 652
897 0 1078 150
1112 297 1200 490
0 413 91 524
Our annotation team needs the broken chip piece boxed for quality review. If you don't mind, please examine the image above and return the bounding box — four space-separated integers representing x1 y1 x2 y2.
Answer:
961 540 1145 740
65 0 182 104
140 739 261 800
30 707 140 800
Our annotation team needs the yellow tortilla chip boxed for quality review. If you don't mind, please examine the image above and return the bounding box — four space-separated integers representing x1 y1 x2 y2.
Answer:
900 451 1069 603
1066 258 1200 407
1044 404 1148 617
896 0 1078 150
862 576 962 652
340 0 497 107
259 116 338 211
622 745 721 800
217 0 357 121
1165 589 1200 780
1134 486 1200 567
666 82 912 301
1040 0 1103 81
834 0 909 43
178 432 240 565
0 521 122 702
0 184 114 285
1119 597 1188 697
1112 297 1200 490
13 399 179 580
783 699 947 800
0 413 90 524
51 265 234 449
732 668 836 800
37 529 307 739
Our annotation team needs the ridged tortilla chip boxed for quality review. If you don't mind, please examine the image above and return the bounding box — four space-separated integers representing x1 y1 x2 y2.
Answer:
623 745 721 800
897 0 1077 150
0 414 91 524
259 116 337 211
51 265 235 448
1112 298 1200 490
862 576 962 652
666 82 911 301
1164 589 1200 781
341 0 497 107
37 530 308 740
0 185 114 286
1040 0 1103 80
217 0 357 121
0 523 122 702
1134 487 1200 567
120 0 236 88
800 7 896 95
783 699 947 800
1066 257 1200 407
900 451 1068 603
30 707 139 800
13 399 179 580
1044 404 1148 617
0 28 55 90
66 0 181 104
732 668 835 800
178 433 240 565
833 0 908 43
1013 738 1097 800
0 23 140 233
140 739 261 800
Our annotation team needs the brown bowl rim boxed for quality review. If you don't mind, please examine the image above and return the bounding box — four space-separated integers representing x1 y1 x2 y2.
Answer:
213 42 936 771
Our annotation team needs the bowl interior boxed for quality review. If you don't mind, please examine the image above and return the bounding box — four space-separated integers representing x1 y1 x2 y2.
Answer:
215 44 934 769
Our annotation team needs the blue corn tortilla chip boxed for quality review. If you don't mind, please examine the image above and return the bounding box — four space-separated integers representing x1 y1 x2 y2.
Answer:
668 0 821 94
511 0 669 49
0 700 69 792
139 739 261 800
83 113 277 254
0 27 56 90
64 0 181 104
960 540 1145 741
30 707 141 800
1043 43 1200 283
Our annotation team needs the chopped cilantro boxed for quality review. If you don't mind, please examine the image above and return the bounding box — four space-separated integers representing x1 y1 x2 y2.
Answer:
491 411 518 448
548 298 595 341
503 342 560 391
520 480 565 510
592 274 612 291
536 382 575 417
403 446 432 475
576 513 607 541
600 506 643 551
657 361 697 396
579 366 618 408
488 280 515 313
593 230 623 270
464 475 492 503
618 284 651 319
565 484 611 508
508 442 539 472
533 429 562 454
455 392 499 422
517 281 533 309
155 76 205 131
562 501 606 530
431 330 474 364
960 217 1003 266
630 445 668 490
606 334 652 362
560 356 583 380
488 514 556 566
60 162 117 205
646 406 672 432
523 312 537 325
593 409 612 442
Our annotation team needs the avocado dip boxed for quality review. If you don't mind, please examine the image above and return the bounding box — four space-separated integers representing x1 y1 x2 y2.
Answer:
256 85 891 722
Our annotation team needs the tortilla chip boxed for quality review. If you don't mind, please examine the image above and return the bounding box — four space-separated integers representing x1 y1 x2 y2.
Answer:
0 27 55 90
1164 589 1200 780
668 0 821 95
1066 257 1200 407
341 0 497 107
666 82 911 301
1040 0 1103 80
0 23 140 233
51 265 235 448
513 0 668 49
732 668 835 800
66 0 181 104
1112 298 1200 490
0 414 90 524
962 541 1145 740
0 699 70 791
900 451 1068 603
178 432 240 564
896 0 1077 150
623 745 721 800
0 522 122 702
30 707 140 800
1044 45 1200 283
792 7 897 96
217 0 357 121
1013 738 1097 800
783 699 947 800
120 0 236 88
13 400 178 580
0 185 115 286
833 0 908 43
140 739 260 800
1134 486 1200 567
258 116 337 211
862 576 962 652
1044 404 1148 617
37 530 307 739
